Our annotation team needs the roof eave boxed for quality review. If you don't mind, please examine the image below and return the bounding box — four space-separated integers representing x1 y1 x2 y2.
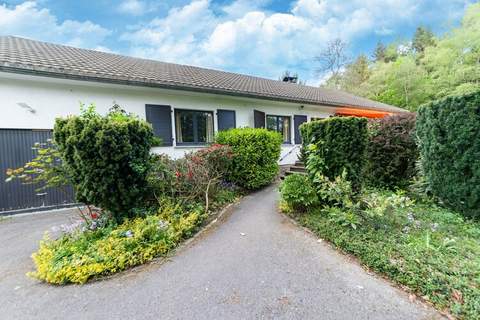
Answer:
0 65 406 114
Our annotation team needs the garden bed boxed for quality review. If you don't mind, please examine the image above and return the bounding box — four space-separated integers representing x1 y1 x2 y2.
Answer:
285 191 479 319
30 188 240 284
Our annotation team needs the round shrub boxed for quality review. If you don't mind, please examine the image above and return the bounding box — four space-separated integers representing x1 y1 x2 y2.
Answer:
367 113 418 189
53 105 154 221
215 128 282 190
280 174 319 211
300 116 368 191
416 91 480 218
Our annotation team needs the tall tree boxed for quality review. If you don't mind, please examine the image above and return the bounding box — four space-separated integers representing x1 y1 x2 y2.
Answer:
412 26 436 54
315 38 350 88
338 54 371 96
373 41 386 62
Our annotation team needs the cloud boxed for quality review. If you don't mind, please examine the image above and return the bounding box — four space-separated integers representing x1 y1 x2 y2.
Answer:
121 0 425 80
0 1 110 49
118 0 148 16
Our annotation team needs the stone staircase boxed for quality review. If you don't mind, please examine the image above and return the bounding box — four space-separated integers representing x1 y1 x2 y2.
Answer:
281 161 306 179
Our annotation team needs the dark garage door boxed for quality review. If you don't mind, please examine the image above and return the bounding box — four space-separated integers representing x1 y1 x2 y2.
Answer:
0 129 75 214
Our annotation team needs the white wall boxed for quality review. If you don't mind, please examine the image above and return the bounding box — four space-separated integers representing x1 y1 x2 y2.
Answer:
0 72 334 164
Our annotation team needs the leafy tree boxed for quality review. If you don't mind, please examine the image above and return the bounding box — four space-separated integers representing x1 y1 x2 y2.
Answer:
373 41 386 62
319 2 480 111
412 26 436 54
338 55 371 96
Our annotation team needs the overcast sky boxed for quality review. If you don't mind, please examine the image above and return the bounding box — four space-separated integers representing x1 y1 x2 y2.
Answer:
0 0 475 85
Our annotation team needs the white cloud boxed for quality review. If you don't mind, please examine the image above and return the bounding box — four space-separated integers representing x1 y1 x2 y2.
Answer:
0 1 111 49
121 0 423 79
118 0 148 16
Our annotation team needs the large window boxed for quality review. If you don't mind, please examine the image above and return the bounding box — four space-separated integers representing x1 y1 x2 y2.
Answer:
175 109 214 145
266 115 291 143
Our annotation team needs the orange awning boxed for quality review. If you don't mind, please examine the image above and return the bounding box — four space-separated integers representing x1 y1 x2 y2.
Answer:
335 108 392 119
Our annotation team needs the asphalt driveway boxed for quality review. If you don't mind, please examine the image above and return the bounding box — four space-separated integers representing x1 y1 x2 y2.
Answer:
0 185 443 320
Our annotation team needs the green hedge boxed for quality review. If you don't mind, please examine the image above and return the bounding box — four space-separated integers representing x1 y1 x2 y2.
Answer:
416 92 480 217
215 128 282 190
54 106 154 220
367 113 418 189
300 117 368 190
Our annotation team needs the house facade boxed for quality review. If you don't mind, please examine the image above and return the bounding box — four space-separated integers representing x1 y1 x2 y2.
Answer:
0 36 405 214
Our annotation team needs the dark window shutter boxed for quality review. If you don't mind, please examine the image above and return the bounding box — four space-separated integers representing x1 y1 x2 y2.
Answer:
217 109 236 131
254 110 265 128
294 115 308 144
145 104 173 146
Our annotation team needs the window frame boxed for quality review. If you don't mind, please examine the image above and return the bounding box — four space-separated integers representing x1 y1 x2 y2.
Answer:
174 108 215 146
266 114 292 144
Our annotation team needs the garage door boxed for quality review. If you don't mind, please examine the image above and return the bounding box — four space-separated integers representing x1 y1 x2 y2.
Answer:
0 129 75 214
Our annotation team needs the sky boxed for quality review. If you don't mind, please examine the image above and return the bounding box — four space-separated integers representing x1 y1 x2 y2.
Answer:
0 0 476 85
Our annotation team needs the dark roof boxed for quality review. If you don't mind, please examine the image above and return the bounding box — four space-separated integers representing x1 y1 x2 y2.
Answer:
0 36 405 113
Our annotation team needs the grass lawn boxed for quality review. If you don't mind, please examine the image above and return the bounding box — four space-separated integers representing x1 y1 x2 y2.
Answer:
293 192 480 319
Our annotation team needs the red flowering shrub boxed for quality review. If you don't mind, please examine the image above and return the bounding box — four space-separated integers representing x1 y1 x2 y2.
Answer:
148 144 233 210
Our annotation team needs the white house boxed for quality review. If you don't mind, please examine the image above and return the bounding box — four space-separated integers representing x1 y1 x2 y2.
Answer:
0 36 405 213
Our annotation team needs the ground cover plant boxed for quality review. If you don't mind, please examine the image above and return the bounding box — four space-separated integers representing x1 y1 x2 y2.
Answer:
295 193 480 319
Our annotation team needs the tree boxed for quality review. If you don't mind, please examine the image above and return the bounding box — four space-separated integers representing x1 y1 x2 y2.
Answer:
412 26 436 54
373 41 386 62
337 54 371 96
315 38 350 88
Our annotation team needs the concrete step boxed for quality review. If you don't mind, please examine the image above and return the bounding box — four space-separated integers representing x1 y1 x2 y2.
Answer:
289 166 306 173
295 161 304 166
285 170 307 177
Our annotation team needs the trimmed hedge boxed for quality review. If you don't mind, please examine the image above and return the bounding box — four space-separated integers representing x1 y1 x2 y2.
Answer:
416 92 480 217
215 128 282 190
367 113 418 189
300 116 368 190
54 106 154 220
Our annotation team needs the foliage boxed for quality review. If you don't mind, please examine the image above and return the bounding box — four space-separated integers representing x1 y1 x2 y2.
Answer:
215 128 282 190
29 202 203 284
5 139 70 190
279 174 319 212
148 144 233 212
298 190 480 319
366 113 418 189
416 92 480 218
323 2 480 111
301 116 368 191
53 104 154 221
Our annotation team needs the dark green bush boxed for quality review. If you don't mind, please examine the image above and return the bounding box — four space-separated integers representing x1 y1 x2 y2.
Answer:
367 113 418 189
215 128 282 190
280 174 319 211
300 116 368 191
53 105 154 221
416 92 480 217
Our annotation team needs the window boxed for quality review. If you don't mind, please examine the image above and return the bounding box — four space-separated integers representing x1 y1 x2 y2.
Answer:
175 109 214 145
266 115 291 143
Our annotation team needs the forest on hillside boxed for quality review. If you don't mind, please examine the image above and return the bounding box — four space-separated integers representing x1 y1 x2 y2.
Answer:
321 3 480 111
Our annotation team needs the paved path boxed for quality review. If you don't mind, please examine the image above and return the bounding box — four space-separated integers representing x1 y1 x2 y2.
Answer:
0 185 442 320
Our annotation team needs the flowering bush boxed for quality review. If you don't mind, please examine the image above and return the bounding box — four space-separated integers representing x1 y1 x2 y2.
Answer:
29 203 202 284
148 144 233 211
